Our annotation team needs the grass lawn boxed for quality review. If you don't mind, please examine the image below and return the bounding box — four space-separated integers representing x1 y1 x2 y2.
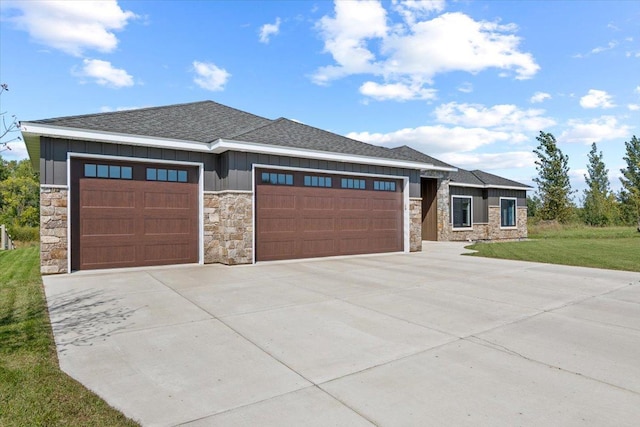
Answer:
0 246 139 426
466 225 640 272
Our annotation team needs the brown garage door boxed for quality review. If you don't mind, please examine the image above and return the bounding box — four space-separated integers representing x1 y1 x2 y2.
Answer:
71 160 199 270
256 169 403 261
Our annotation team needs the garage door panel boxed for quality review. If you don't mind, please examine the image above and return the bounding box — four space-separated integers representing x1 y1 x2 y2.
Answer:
301 196 334 210
259 240 297 259
338 196 368 211
81 188 135 208
300 217 335 232
261 193 296 210
82 218 136 236
74 162 198 271
302 239 336 256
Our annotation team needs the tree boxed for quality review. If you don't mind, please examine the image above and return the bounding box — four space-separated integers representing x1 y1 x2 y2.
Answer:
526 194 541 218
582 142 617 226
0 83 21 153
619 135 640 231
532 131 574 222
0 158 40 229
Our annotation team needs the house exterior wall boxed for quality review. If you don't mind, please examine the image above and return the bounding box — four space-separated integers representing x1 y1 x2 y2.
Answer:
203 192 253 265
40 187 68 274
439 183 528 241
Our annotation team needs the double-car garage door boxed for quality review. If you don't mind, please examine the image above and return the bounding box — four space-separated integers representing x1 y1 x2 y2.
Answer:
255 169 404 261
70 160 404 270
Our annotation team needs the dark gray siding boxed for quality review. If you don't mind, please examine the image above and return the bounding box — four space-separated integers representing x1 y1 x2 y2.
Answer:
450 186 488 224
40 137 217 190
488 189 527 207
222 151 421 197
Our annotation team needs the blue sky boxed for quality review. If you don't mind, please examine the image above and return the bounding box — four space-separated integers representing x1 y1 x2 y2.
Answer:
1 0 638 197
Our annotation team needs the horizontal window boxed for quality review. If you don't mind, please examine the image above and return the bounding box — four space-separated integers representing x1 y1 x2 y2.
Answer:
341 178 366 190
261 172 293 186
147 168 188 182
374 180 396 192
84 164 132 180
304 175 332 188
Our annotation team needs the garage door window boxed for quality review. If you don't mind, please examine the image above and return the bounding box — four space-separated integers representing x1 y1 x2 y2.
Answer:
374 180 396 192
341 178 366 189
261 172 293 185
304 175 332 188
84 164 132 180
147 168 188 182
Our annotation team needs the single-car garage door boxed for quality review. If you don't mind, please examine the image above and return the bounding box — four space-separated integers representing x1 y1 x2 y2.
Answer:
256 169 403 261
71 159 199 271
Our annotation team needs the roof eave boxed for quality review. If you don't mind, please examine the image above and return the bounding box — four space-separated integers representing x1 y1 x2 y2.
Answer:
19 123 436 171
449 182 532 191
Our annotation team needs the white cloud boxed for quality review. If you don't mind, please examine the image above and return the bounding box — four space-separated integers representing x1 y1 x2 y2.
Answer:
359 81 437 101
635 86 640 94
628 104 640 111
579 89 615 109
440 151 536 171
259 17 281 44
313 0 388 85
77 59 133 87
313 3 539 98
5 0 136 56
561 116 631 143
192 61 231 91
530 91 551 103
433 102 556 132
392 0 446 25
591 40 618 54
347 125 521 154
457 82 473 93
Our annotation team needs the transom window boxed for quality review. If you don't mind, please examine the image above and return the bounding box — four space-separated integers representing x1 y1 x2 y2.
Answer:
374 180 396 192
341 178 366 189
500 198 517 227
304 175 332 188
261 172 293 185
147 168 188 182
84 164 132 180
452 196 472 229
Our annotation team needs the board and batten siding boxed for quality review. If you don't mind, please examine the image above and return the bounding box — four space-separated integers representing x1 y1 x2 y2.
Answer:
449 186 489 224
487 189 527 207
221 151 421 197
40 137 217 189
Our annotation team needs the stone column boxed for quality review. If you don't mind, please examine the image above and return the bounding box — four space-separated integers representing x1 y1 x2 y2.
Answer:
203 191 253 265
409 197 422 252
40 187 68 274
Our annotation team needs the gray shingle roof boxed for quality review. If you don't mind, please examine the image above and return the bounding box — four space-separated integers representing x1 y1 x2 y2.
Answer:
390 146 456 169
31 101 273 143
390 145 531 189
226 117 415 161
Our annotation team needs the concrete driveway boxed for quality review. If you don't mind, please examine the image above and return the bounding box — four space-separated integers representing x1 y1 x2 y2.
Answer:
43 242 640 426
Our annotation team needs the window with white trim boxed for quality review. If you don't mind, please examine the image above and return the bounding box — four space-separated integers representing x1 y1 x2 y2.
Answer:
500 198 517 227
451 196 472 229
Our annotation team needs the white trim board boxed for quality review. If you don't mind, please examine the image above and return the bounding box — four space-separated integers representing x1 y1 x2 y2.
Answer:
21 122 439 172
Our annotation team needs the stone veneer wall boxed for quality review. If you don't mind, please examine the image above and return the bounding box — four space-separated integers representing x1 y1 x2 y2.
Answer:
409 198 422 252
204 192 253 265
436 179 528 241
40 187 68 274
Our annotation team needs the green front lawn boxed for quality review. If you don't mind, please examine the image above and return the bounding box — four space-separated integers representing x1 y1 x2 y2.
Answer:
466 225 640 272
0 246 138 426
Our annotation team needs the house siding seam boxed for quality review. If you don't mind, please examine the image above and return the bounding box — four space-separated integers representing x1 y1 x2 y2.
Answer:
409 198 422 252
204 192 253 265
40 187 68 274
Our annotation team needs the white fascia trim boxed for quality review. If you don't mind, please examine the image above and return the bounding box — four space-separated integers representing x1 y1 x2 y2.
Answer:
21 123 438 172
421 166 458 173
21 123 210 153
216 138 433 171
449 182 532 191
